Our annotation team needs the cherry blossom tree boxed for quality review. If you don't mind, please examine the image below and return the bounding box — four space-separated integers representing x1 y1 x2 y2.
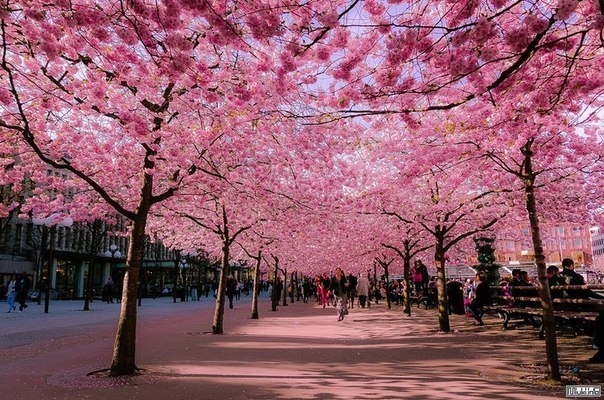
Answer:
373 252 395 307
393 82 603 380
0 1 296 376
482 116 603 381
291 0 604 122
242 246 265 320
380 220 433 316
183 202 254 334
1 0 602 382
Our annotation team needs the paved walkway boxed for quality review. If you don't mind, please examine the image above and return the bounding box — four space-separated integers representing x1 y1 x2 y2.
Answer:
0 294 601 399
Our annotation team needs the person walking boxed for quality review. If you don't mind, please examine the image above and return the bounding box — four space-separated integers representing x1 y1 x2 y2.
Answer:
320 272 331 308
302 278 311 303
272 276 283 311
15 272 31 312
347 273 358 309
356 273 370 308
6 274 17 313
412 262 424 295
226 274 238 309
235 279 243 301
330 267 349 321
102 277 115 303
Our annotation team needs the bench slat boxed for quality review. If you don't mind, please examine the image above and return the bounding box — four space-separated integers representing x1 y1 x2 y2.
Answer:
480 286 603 338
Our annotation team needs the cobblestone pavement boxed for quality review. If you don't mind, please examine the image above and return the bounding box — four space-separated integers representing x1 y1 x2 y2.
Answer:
1 294 602 399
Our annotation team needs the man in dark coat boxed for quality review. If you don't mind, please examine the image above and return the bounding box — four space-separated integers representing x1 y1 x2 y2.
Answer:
466 272 491 326
226 274 238 309
15 272 31 312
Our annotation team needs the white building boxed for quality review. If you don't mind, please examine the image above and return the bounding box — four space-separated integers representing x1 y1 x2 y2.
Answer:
590 227 604 272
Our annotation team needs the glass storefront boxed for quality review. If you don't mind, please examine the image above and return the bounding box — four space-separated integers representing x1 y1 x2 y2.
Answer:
54 259 78 299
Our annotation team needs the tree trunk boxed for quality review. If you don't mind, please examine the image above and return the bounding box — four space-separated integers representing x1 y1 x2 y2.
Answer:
384 264 392 310
435 238 451 332
172 256 179 304
212 243 230 334
83 219 103 311
109 213 147 376
403 256 412 316
282 267 288 307
271 259 280 311
522 142 561 381
290 271 295 303
251 251 261 320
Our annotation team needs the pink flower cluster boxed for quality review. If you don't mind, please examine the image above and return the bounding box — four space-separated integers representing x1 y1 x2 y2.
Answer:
489 0 508 9
523 14 549 34
504 27 531 53
246 11 283 40
555 0 579 21
472 17 497 45
363 0 386 17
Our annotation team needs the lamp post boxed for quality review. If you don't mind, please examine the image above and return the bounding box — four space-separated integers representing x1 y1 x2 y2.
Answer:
34 242 45 306
179 257 188 302
32 213 73 313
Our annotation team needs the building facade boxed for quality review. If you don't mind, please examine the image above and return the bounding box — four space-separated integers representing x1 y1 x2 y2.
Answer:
496 223 593 268
0 215 207 300
590 227 604 272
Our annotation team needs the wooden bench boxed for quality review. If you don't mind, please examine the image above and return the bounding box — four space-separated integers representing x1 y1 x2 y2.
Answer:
409 288 437 309
483 284 604 338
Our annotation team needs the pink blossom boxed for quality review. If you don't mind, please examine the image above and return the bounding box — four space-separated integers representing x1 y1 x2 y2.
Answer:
318 11 339 28
130 0 152 19
172 52 194 73
116 27 140 46
451 31 470 47
453 0 481 21
472 17 496 44
301 75 318 85
555 0 579 21
364 0 386 16
161 13 182 30
375 68 399 87
39 39 61 60
23 7 45 21
490 0 509 9
0 8 10 20
504 27 531 52
165 34 192 51
477 45 499 62
332 60 355 81
92 27 110 42
255 55 273 72
247 12 282 39
279 51 296 73
523 14 549 34
91 83 107 101
591 15 604 30
448 51 478 77
315 46 331 61
330 29 350 48
0 88 13 105
73 5 103 26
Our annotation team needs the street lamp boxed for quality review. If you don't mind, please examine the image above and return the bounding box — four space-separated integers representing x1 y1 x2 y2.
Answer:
104 244 122 271
179 257 189 302
32 213 73 314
